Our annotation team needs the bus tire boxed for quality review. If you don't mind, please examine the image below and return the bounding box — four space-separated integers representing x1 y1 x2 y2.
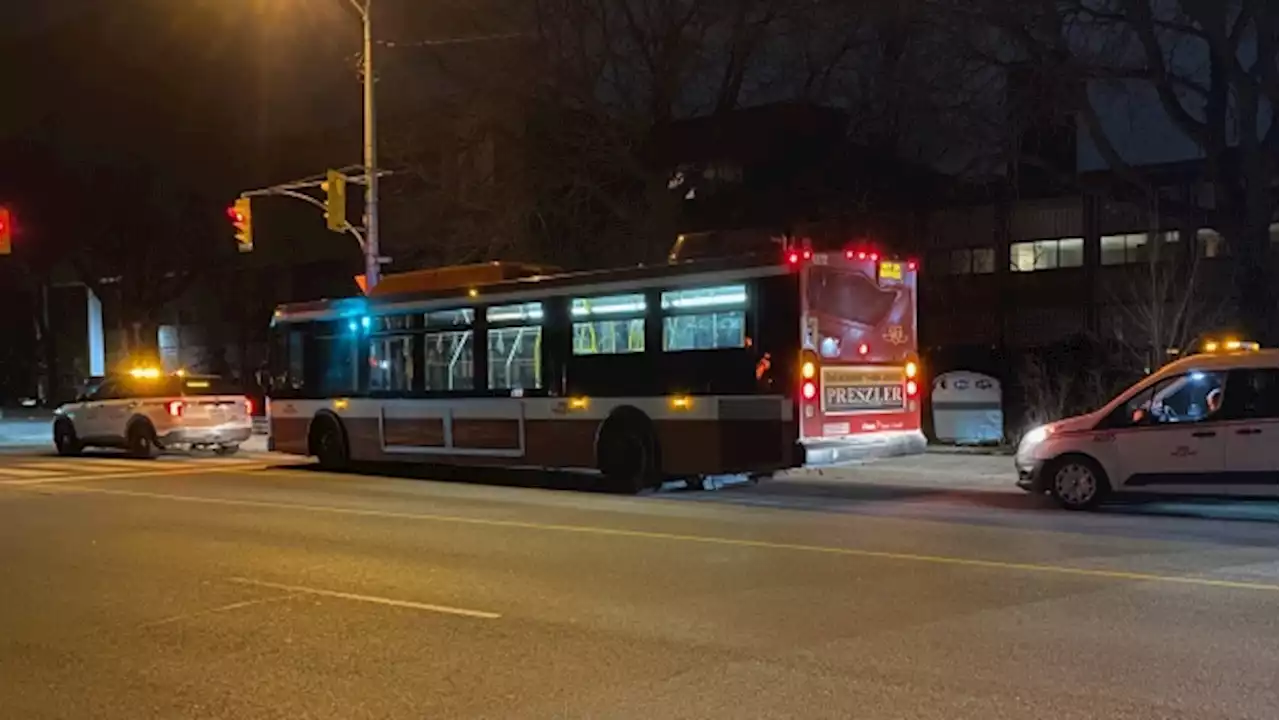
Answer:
595 408 660 494
309 413 349 470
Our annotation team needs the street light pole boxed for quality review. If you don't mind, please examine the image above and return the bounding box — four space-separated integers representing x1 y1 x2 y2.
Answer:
352 0 380 290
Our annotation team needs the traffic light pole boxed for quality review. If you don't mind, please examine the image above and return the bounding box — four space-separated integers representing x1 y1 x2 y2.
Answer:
354 0 381 291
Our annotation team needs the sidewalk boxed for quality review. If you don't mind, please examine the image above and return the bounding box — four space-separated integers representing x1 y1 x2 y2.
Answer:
774 452 1016 493
0 415 53 447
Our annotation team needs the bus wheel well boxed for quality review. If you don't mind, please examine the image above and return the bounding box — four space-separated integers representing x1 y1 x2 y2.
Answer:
594 406 661 492
307 411 349 464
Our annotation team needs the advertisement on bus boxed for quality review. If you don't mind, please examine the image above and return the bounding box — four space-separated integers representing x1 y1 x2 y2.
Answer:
799 254 921 443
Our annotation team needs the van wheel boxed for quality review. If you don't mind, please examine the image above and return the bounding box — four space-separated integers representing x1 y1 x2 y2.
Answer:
311 416 349 469
596 413 659 494
1047 455 1109 510
126 422 158 459
54 419 82 456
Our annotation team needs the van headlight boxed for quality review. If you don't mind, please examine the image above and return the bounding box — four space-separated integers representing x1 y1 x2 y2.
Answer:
1022 425 1050 446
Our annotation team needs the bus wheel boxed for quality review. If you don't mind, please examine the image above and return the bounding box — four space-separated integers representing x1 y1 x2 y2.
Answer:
310 415 349 469
596 413 658 494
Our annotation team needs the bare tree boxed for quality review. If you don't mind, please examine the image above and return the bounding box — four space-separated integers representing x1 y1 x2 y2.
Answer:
1105 227 1228 373
950 0 1277 339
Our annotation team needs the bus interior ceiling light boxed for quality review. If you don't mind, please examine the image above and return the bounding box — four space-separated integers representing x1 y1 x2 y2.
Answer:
665 289 747 309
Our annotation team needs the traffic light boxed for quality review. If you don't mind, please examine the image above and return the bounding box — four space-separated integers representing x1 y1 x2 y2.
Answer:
321 169 347 232
227 197 252 252
0 206 11 255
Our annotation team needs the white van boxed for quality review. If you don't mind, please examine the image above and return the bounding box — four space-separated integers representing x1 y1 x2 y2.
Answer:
1015 348 1278 509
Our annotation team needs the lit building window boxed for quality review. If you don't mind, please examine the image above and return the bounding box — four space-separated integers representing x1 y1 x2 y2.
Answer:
1010 238 1084 272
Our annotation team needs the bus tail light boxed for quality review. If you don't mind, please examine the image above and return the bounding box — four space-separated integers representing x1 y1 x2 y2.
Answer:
801 380 817 401
166 400 185 417
801 361 816 379
858 343 869 357
906 380 919 398
905 361 918 379
244 398 255 415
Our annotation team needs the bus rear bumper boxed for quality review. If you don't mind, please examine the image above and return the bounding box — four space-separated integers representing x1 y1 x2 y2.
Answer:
800 430 926 466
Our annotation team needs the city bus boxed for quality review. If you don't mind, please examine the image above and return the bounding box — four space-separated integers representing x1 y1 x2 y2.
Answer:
265 248 923 491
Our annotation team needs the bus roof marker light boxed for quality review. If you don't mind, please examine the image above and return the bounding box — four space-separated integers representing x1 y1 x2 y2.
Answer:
845 249 855 260
787 251 800 265
856 251 867 260
907 259 918 271
869 252 879 262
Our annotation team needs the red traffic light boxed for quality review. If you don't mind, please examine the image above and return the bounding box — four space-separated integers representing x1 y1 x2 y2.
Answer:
226 206 245 223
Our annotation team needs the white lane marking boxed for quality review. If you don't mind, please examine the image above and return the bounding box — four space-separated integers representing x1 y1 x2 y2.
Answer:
17 461 122 473
0 464 271 486
141 593 299 628
227 577 501 619
0 466 63 478
45 484 1275 593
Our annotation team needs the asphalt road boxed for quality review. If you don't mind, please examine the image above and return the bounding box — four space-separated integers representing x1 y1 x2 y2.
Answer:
0 450 1275 719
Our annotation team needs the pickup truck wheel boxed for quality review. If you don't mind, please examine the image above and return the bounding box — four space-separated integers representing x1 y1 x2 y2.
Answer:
126 422 158 459
54 420 82 457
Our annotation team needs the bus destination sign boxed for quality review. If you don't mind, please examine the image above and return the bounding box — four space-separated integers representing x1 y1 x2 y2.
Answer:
821 366 905 414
